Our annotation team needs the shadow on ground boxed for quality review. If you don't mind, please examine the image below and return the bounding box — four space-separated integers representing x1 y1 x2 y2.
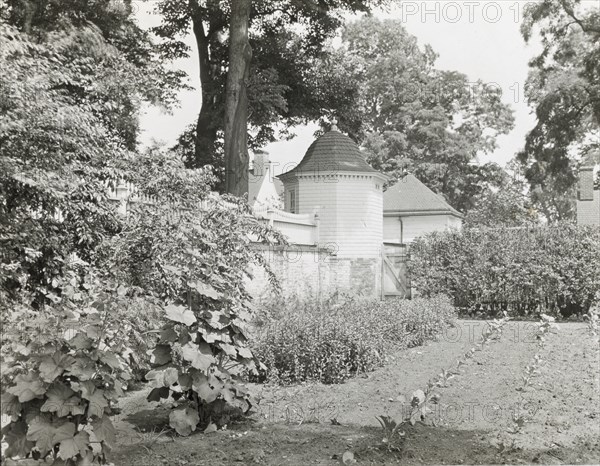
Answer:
111 419 600 465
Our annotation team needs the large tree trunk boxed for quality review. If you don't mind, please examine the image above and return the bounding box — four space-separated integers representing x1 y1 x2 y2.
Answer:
224 0 251 197
191 15 220 174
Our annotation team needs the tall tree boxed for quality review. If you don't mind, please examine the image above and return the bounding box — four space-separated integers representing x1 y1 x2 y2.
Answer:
317 17 515 212
464 163 539 227
153 0 381 193
517 0 600 222
224 0 251 196
0 0 184 150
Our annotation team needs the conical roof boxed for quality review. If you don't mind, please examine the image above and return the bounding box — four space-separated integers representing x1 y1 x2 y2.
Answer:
278 127 378 179
383 174 463 217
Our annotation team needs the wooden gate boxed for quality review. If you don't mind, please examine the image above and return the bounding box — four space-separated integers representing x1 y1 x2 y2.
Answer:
382 242 411 298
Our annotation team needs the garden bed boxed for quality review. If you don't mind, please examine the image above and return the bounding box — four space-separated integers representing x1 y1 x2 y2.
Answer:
110 320 600 465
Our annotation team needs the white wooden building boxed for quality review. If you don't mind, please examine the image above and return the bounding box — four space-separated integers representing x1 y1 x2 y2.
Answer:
383 174 463 244
248 123 464 299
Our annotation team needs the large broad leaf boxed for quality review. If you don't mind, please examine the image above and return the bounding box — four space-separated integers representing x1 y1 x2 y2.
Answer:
188 281 221 300
165 304 196 326
91 415 116 447
147 386 170 402
67 355 97 380
151 345 172 365
84 389 108 418
7 373 46 402
98 350 121 370
58 431 90 460
39 351 75 383
181 342 215 371
27 417 76 457
237 347 253 359
192 373 224 403
2 421 34 458
169 407 199 436
146 367 179 388
218 343 237 358
41 383 84 417
1 393 22 419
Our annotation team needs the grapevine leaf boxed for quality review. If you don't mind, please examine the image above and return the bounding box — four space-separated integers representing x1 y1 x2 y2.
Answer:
218 343 237 358
67 333 94 350
7 373 46 402
1 392 22 419
151 345 172 365
2 421 34 458
178 373 192 390
39 351 75 383
169 407 199 436
147 387 170 402
188 281 221 300
165 304 196 326
58 431 90 460
27 417 75 457
160 326 178 342
192 373 223 403
67 356 97 380
98 350 121 369
182 342 215 371
85 389 108 418
41 383 83 417
146 367 179 388
237 347 253 359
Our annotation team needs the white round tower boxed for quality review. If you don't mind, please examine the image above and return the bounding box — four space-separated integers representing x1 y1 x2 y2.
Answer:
278 122 387 259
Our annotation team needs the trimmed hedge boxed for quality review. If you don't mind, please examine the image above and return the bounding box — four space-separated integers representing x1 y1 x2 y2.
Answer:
408 224 600 318
249 294 456 384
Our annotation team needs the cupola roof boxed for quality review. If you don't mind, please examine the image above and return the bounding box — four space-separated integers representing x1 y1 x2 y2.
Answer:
278 122 379 179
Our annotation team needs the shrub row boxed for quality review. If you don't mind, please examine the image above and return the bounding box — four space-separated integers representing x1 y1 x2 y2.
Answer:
408 224 600 318
249 294 457 385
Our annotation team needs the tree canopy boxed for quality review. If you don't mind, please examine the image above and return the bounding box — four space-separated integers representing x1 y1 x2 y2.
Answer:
516 0 600 222
316 17 515 212
153 0 383 192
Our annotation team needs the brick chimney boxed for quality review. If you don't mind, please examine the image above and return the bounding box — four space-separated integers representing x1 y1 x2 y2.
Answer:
579 164 595 201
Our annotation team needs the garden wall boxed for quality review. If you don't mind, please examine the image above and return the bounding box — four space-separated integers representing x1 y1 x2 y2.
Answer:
246 244 381 300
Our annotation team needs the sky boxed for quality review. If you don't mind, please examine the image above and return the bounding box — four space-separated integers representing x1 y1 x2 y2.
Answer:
135 1 545 176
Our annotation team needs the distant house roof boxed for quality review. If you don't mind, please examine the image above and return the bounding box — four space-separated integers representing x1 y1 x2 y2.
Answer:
248 151 283 207
278 125 381 179
383 174 463 218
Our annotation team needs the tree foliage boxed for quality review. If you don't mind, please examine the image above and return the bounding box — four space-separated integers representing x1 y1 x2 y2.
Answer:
464 164 539 227
153 0 383 190
517 0 600 222
0 23 280 464
0 0 185 149
318 17 515 212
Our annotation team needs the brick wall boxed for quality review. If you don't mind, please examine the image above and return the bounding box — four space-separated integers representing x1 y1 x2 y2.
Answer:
246 243 381 301
576 189 600 226
578 166 595 201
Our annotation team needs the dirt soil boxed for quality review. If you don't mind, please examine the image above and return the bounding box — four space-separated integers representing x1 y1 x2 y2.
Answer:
111 320 600 465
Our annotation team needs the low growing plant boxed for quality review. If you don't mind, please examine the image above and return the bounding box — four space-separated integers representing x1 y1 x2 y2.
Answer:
250 294 457 385
510 314 559 433
376 312 511 450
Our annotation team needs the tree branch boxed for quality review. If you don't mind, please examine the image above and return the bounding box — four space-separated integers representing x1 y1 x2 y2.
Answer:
560 0 600 34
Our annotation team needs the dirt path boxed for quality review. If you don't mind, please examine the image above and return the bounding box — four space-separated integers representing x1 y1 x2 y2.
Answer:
112 320 600 465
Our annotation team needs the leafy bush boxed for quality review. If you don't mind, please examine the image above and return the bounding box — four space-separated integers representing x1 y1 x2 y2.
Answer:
409 224 600 318
0 24 281 463
1 270 133 464
249 294 456 384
